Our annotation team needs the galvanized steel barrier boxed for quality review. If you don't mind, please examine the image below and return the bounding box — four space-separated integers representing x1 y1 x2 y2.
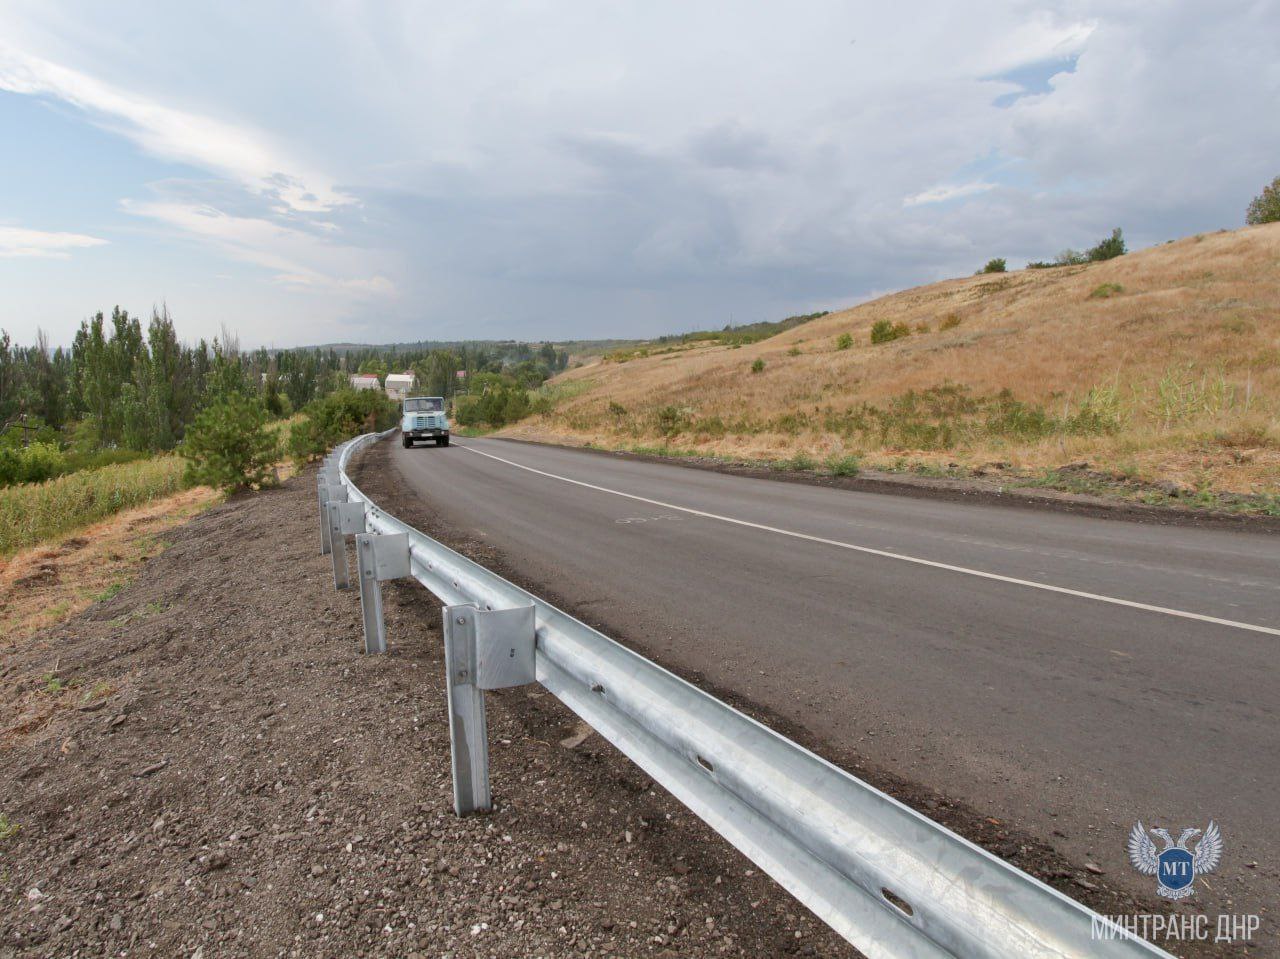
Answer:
318 431 1170 959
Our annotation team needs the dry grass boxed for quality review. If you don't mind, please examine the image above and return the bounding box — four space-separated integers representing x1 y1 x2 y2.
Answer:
0 456 190 556
0 485 220 647
505 224 1280 498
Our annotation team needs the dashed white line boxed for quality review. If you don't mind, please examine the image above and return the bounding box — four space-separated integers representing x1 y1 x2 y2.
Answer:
459 442 1280 637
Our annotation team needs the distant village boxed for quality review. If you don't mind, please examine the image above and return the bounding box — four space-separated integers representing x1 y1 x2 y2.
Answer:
348 369 458 401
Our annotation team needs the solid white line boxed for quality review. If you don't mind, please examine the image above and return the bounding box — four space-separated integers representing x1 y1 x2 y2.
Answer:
459 442 1280 637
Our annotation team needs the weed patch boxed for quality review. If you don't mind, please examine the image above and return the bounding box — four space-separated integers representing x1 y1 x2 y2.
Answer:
870 321 911 345
0 456 187 556
824 454 861 476
655 406 692 437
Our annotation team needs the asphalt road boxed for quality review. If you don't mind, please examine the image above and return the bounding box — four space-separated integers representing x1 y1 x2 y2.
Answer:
389 435 1280 923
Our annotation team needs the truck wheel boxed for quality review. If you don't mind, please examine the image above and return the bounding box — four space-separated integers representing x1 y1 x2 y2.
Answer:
402 435 412 448
438 436 450 447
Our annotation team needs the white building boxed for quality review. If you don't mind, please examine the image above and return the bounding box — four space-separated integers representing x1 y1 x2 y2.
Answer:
350 374 381 391
384 372 417 400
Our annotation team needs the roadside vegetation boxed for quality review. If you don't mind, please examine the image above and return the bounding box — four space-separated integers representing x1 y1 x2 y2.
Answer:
0 484 217 642
499 223 1280 514
0 307 584 540
0 455 187 555
285 388 400 466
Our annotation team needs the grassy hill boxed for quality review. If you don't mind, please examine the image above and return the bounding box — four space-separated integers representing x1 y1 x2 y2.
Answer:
503 223 1280 510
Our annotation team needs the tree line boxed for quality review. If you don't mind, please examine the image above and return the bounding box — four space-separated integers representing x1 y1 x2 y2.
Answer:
0 306 570 454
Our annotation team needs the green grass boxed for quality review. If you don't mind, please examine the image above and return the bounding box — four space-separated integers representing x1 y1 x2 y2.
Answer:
530 378 595 412
824 454 861 476
95 582 125 602
777 453 817 471
0 455 187 556
628 444 706 460
82 681 112 703
0 813 18 841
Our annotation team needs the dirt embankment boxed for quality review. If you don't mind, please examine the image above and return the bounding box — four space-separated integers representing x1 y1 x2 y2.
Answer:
0 466 857 958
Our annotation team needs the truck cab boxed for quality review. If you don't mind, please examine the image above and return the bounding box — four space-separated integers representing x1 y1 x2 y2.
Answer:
401 396 450 447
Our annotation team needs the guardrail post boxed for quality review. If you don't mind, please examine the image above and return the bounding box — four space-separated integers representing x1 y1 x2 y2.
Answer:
442 604 536 815
326 499 365 590
317 481 332 555
355 533 411 654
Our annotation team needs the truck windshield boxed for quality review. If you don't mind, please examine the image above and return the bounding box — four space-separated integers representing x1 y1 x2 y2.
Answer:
404 398 443 413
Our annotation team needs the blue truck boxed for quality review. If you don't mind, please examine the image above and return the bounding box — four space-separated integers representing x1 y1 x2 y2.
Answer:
401 396 450 447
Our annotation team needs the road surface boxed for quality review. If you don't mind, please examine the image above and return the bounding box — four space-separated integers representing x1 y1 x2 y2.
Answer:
387 435 1279 923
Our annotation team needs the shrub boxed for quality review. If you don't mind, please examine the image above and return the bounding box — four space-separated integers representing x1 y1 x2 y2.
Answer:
608 400 627 417
181 394 280 492
1067 385 1124 435
454 383 530 428
824 453 861 476
1026 261 1054 269
655 405 690 437
1246 175 1280 225
870 320 910 344
287 417 326 465
835 332 853 350
787 346 801 356
0 442 67 486
1054 249 1088 266
1087 228 1126 262
1089 283 1124 299
939 313 962 330
289 388 401 462
978 258 1007 274
750 358 765 374
0 455 186 555
984 390 1055 439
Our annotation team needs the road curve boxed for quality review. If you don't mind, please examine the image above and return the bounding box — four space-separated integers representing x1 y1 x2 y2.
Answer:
387 434 1280 923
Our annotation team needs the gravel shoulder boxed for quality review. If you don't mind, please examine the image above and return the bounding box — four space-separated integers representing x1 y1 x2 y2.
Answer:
1 465 857 958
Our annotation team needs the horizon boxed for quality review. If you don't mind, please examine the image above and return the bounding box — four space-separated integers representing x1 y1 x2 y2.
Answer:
2 2 1278 349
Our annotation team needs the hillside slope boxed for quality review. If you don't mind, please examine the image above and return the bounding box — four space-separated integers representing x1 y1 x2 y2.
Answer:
505 223 1280 504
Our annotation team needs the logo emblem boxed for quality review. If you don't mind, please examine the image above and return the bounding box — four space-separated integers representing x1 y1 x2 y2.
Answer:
1127 821 1222 899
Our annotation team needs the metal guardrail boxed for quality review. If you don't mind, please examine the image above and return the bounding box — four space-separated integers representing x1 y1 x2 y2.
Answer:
319 431 1170 959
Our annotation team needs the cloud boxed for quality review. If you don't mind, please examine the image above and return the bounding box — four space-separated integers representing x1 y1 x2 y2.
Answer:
0 40 351 214
0 225 107 258
1 2 1278 346
121 198 393 297
904 182 998 207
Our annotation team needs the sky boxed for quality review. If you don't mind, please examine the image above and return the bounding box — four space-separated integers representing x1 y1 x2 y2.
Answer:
1 1 1277 348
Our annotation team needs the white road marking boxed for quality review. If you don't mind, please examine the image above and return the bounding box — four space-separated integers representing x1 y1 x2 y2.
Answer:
459 443 1280 637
